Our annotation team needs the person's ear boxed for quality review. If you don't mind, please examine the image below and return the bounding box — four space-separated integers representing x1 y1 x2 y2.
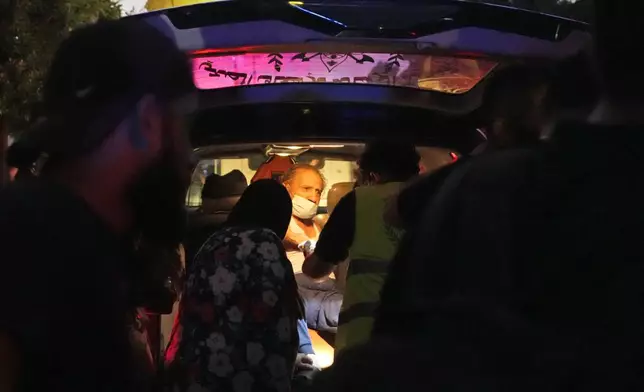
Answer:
134 94 163 157
286 186 296 198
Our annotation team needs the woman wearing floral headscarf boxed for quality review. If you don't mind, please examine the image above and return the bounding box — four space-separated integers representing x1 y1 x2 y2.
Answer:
168 179 304 392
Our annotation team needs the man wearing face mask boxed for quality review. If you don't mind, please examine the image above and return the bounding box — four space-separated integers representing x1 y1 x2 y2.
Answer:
283 164 326 274
283 164 344 335
0 19 195 392
302 140 420 356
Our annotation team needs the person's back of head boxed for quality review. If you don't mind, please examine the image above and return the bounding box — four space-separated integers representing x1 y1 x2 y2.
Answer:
224 179 304 321
357 140 420 185
226 179 293 239
480 64 554 147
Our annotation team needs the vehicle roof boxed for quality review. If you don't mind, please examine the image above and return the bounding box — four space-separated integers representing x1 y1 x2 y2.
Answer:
131 0 590 59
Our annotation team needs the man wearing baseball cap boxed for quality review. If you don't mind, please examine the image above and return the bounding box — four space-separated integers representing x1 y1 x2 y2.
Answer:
0 18 195 392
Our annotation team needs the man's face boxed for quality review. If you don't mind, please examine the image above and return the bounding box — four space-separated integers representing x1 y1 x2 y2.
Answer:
128 106 192 246
287 169 324 205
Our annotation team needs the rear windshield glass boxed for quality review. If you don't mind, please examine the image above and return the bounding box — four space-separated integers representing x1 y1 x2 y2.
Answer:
192 52 496 94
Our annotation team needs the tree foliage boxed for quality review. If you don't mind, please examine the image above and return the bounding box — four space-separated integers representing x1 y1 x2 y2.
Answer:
0 0 122 134
145 0 213 11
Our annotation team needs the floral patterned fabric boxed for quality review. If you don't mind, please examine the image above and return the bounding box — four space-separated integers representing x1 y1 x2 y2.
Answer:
172 226 299 392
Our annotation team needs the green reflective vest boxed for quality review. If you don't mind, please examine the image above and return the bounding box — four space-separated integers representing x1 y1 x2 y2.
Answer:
335 182 405 356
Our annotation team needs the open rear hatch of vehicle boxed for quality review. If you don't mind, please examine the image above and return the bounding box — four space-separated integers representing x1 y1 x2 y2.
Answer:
132 0 590 363
130 0 590 152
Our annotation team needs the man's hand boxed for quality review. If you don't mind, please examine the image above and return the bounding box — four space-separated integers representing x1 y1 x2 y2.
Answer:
302 254 336 282
295 353 321 371
284 227 310 250
298 240 317 258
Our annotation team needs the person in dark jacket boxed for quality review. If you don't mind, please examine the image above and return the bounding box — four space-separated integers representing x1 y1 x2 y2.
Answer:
383 1 644 389
375 64 555 337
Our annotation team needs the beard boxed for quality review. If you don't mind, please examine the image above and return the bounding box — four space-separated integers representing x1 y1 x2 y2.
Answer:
127 152 189 248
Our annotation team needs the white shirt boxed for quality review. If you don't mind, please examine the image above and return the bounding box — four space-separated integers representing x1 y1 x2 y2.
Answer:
286 217 320 273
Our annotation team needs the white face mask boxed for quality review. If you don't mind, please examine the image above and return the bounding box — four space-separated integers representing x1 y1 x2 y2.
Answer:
292 195 318 220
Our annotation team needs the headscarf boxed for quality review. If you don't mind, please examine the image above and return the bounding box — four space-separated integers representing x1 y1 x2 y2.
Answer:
225 179 303 319
226 179 293 239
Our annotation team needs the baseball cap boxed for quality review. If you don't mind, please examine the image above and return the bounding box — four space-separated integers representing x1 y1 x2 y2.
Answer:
27 18 195 163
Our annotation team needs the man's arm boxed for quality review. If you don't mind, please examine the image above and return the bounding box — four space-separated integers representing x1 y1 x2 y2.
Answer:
302 192 356 281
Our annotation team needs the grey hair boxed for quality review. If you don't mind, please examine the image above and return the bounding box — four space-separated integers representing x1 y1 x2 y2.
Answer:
282 164 327 189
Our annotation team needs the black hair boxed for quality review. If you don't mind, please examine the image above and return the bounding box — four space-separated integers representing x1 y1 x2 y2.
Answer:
550 52 600 114
358 140 420 182
593 1 644 101
480 64 554 127
224 179 304 320
226 179 293 240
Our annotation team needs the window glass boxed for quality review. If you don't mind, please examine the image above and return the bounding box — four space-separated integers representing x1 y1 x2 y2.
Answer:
193 52 497 94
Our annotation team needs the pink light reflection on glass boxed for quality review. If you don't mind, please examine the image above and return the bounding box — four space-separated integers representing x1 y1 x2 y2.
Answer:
191 52 497 93
192 52 412 89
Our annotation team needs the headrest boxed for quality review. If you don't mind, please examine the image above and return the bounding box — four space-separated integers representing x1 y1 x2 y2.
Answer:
328 182 354 215
202 170 248 200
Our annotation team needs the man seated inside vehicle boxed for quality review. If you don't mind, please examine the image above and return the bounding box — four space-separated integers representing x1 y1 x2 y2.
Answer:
283 164 325 270
184 170 247 264
302 140 420 356
283 164 343 333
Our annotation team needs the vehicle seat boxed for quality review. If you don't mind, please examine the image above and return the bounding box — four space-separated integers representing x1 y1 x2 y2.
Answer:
250 156 295 183
313 182 354 228
327 182 354 215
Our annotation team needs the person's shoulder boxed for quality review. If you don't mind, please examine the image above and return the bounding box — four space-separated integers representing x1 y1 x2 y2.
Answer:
335 189 357 206
462 147 546 186
0 181 65 229
246 227 283 244
206 226 282 246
